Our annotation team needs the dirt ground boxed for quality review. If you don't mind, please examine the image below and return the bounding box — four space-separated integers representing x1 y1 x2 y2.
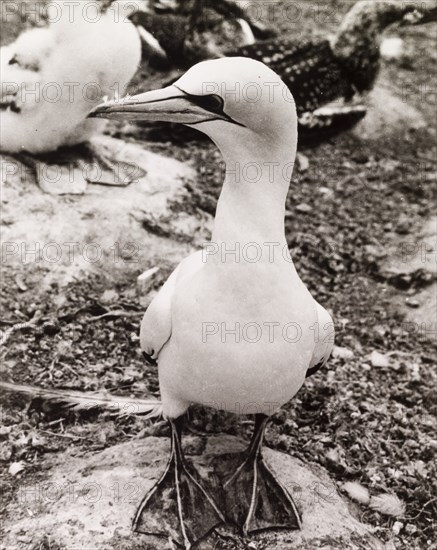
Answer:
1 1 436 549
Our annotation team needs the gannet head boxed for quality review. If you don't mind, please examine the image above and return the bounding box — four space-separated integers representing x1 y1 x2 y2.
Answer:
89 57 297 154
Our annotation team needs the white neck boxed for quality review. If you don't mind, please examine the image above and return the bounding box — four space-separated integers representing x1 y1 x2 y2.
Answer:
207 125 296 247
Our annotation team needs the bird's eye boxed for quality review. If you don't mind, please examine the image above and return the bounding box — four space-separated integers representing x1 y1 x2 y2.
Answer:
189 94 224 114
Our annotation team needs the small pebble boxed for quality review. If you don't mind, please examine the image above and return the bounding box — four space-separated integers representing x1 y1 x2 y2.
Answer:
369 350 390 368
100 289 119 304
295 203 313 213
296 152 309 172
137 267 160 298
332 346 354 360
0 426 12 438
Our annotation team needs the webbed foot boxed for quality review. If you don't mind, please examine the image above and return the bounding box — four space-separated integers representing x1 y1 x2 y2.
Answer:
222 415 301 535
133 417 225 549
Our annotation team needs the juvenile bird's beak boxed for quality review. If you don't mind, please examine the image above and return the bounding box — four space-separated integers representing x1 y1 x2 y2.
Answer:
88 85 227 126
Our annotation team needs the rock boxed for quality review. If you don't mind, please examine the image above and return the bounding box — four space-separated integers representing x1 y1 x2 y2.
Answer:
295 152 309 172
14 274 28 291
0 139 210 288
402 283 437 333
137 267 160 308
369 351 390 368
385 216 436 277
1 435 385 549
0 426 12 439
8 461 25 476
379 159 400 173
100 289 120 304
318 186 334 198
332 346 354 360
295 203 313 213
353 86 426 139
379 215 436 329
136 267 160 298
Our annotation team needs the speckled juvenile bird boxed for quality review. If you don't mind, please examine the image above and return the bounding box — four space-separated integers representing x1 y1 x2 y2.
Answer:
230 0 437 140
130 0 275 68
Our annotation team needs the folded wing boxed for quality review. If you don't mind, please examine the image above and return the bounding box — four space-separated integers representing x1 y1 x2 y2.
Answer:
306 300 334 378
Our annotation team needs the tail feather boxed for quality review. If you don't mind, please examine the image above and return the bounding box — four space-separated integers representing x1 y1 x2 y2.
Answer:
0 381 162 418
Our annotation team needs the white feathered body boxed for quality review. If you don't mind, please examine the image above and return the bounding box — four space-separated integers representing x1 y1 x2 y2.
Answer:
0 1 141 153
141 250 333 419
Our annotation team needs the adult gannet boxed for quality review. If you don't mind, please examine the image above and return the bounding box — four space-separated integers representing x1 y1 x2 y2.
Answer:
90 57 334 548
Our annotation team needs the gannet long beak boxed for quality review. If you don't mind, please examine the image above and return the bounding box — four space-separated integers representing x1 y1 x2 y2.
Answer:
88 85 233 126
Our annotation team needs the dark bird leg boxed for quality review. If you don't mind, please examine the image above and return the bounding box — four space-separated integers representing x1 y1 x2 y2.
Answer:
222 414 302 535
133 416 225 549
